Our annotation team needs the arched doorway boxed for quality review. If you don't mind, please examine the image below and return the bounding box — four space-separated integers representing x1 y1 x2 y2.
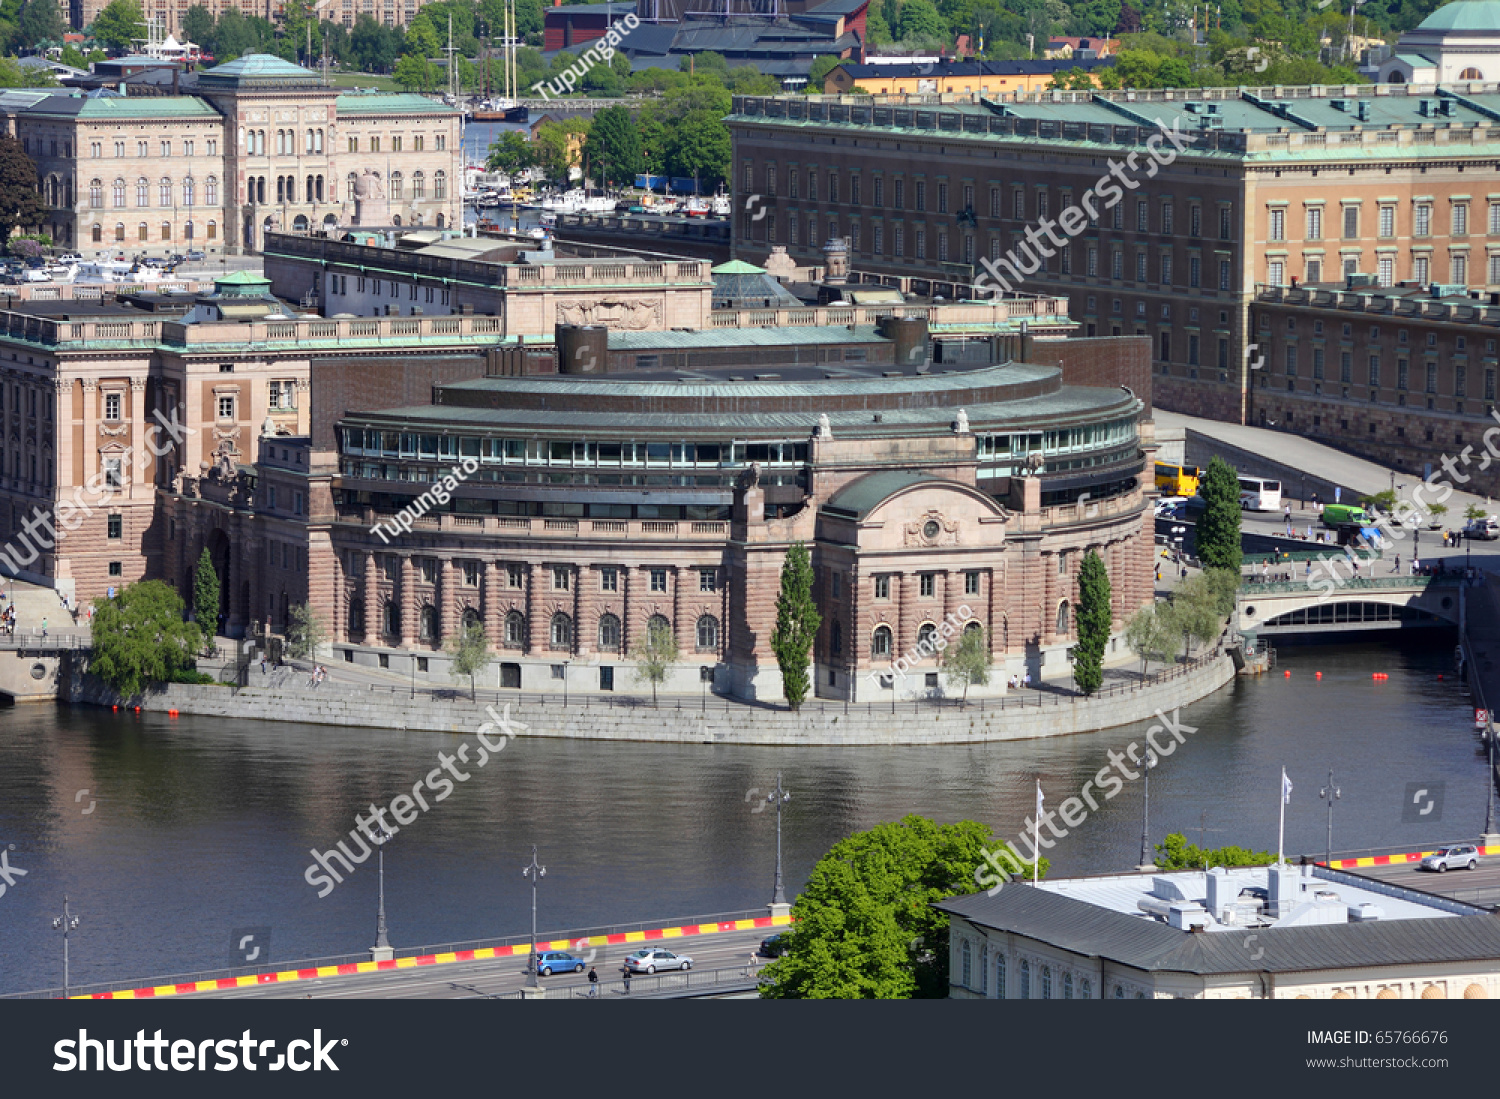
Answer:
205 527 232 634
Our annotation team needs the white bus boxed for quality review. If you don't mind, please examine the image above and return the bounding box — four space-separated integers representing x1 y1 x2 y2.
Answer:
1238 475 1282 512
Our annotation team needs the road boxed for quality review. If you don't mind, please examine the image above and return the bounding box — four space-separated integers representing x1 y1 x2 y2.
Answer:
1349 859 1500 908
195 926 774 999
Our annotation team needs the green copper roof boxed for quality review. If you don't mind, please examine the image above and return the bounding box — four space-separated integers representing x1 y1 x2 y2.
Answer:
199 53 325 87
335 92 459 115
28 94 221 119
1418 0 1500 31
711 259 766 274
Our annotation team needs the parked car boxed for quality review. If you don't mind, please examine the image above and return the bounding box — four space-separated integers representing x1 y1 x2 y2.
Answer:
185 249 205 261
1420 844 1480 872
758 933 787 958
623 948 692 973
1154 497 1186 518
1464 516 1500 541
56 252 81 264
532 950 584 976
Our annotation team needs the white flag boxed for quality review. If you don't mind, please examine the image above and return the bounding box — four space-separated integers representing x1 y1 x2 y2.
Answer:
1036 779 1044 819
1282 770 1293 805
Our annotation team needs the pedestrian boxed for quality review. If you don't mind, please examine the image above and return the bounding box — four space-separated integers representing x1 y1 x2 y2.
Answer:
1180 564 1188 581
587 966 598 997
1023 671 1032 688
1305 561 1312 579
1284 505 1292 525
1394 554 1401 575
260 653 267 675
621 967 631 994
40 617 47 639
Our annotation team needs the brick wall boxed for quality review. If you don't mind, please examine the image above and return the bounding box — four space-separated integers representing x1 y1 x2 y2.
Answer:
310 354 487 452
1035 335 1152 412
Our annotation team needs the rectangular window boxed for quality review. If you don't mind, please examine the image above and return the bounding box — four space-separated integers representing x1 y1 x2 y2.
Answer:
1454 253 1469 284
1313 348 1325 379
699 569 717 592
216 395 234 420
873 177 882 206
1160 254 1172 284
1137 199 1148 232
104 392 122 421
1219 206 1232 239
107 513 122 539
1378 256 1394 286
1190 205 1201 237
919 573 935 598
1415 254 1430 284
1013 189 1024 219
1343 206 1359 238
1427 362 1438 393
1307 258 1322 284
893 178 903 209
915 181 925 212
1456 365 1468 397
552 566 570 591
1454 203 1470 236
937 182 948 214
104 457 123 488
1398 358 1409 390
1162 202 1173 234
1191 256 1203 287
850 174 860 205
830 571 841 599
874 575 890 600
1307 207 1322 240
1219 260 1231 291
600 567 617 592
508 564 524 588
1415 204 1431 236
964 571 980 596
1368 354 1380 387
1269 208 1285 242
1285 346 1298 376
650 568 667 592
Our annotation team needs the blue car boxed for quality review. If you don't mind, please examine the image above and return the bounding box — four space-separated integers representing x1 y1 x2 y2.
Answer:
533 950 584 976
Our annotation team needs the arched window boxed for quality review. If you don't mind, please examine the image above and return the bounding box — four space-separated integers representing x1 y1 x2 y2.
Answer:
161 222 171 241
412 171 425 200
996 954 1006 998
436 213 445 229
383 601 400 637
979 945 988 995
205 176 217 205
315 128 324 153
316 175 324 201
1080 978 1091 999
504 611 526 648
1056 602 1069 634
1461 67 1484 80
1041 966 1052 999
433 170 447 200
206 220 217 240
348 598 365 633
872 624 892 657
89 179 102 208
598 613 621 652
276 176 286 203
960 940 972 988
696 615 719 652
550 612 572 650
293 215 309 231
184 221 194 240
390 171 403 200
113 178 125 207
136 177 148 207
917 622 937 650
137 222 147 241
419 604 438 640
114 223 125 241
305 128 314 154
830 619 842 656
159 177 171 206
461 607 480 631
1063 973 1074 999
306 174 314 203
182 177 194 207
392 214 401 226
91 224 101 243
648 613 671 639
1020 960 1030 1000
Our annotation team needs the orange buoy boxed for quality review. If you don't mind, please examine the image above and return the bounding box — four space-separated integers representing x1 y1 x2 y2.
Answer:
1284 669 1291 677
168 709 178 718
133 705 141 713
1315 671 1323 680
1438 674 1444 680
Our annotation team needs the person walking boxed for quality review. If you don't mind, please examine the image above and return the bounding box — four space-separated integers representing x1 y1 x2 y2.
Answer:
260 653 267 675
621 966 631 995
587 966 598 998
40 617 47 639
1394 554 1401 575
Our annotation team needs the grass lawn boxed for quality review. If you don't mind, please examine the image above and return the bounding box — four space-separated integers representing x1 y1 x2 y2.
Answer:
327 72 400 91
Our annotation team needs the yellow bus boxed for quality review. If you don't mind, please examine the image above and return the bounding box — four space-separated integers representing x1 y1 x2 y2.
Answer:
1154 462 1203 497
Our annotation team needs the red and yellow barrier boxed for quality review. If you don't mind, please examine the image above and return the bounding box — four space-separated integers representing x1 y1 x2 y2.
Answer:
76 912 793 999
1326 846 1500 870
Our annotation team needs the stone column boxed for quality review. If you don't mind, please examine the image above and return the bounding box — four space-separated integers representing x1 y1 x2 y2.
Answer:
439 558 457 643
526 563 544 654
575 564 596 656
79 378 96 487
483 560 503 648
363 551 379 644
399 554 416 648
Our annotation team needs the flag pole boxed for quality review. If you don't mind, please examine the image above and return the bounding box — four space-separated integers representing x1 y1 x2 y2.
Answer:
1278 766 1287 866
1034 779 1042 884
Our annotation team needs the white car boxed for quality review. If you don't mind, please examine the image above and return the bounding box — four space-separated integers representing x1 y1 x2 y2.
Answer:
1154 497 1186 517
1420 844 1479 872
623 948 692 973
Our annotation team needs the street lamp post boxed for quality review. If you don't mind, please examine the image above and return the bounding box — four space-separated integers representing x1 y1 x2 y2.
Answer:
371 826 393 960
1136 750 1158 870
1483 719 1499 844
766 772 791 914
50 895 81 999
1318 770 1341 865
522 845 545 989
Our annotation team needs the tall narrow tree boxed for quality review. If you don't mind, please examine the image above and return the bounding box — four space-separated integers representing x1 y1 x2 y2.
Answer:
192 547 220 648
1073 550 1111 695
1195 455 1244 572
771 541 821 711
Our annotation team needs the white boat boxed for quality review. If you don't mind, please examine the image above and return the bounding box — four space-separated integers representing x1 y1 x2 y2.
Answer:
75 261 167 285
710 191 731 216
43 262 76 283
529 189 618 215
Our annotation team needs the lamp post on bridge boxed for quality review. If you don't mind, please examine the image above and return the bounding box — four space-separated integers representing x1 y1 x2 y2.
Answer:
1136 750 1158 871
50 894 81 999
766 772 791 917
522 845 545 993
1318 770 1340 866
371 826 393 962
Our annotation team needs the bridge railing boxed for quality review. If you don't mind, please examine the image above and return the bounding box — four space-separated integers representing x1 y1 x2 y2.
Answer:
498 964 764 1000
1239 575 1457 595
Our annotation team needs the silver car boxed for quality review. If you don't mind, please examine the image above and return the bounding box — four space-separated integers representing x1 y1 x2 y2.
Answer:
1420 844 1479 872
623 948 692 974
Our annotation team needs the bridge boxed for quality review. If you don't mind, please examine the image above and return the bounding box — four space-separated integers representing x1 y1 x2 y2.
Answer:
1237 574 1464 636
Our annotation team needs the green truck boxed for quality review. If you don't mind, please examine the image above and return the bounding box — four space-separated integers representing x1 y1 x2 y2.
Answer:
1321 504 1370 528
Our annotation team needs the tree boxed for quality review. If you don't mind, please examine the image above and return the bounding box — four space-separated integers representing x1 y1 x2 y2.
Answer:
286 602 328 662
18 0 64 44
88 581 203 697
1073 550 1111 695
771 541 821 711
663 110 729 189
896 0 948 42
1195 455 1243 572
629 616 678 705
88 0 144 51
759 815 1033 998
0 137 45 250
1155 832 1274 871
444 620 491 700
1123 602 1181 675
486 131 533 174
582 104 641 187
1170 574 1225 658
191 547 220 643
181 3 214 46
941 624 990 702
393 52 442 92
0 57 56 87
806 53 841 91
1465 502 1486 522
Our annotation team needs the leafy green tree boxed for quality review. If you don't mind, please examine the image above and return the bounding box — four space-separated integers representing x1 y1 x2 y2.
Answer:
1073 550 1111 695
679 48 726 74
1466 502 1487 522
663 110 729 189
533 118 580 181
393 52 442 92
1123 602 1181 674
1155 832 1274 870
629 616 678 705
18 0 64 44
661 76 730 118
181 3 214 45
350 12 401 71
0 57 56 86
444 620 491 700
1170 574 1224 658
1195 455 1243 572
865 5 891 43
88 0 144 50
286 602 328 662
940 623 990 702
582 104 641 186
1201 567 1241 618
760 815 1008 999
806 53 841 91
403 11 441 56
896 0 948 41
89 581 203 697
192 547 220 641
771 541 821 711
486 130 533 174
0 136 44 248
